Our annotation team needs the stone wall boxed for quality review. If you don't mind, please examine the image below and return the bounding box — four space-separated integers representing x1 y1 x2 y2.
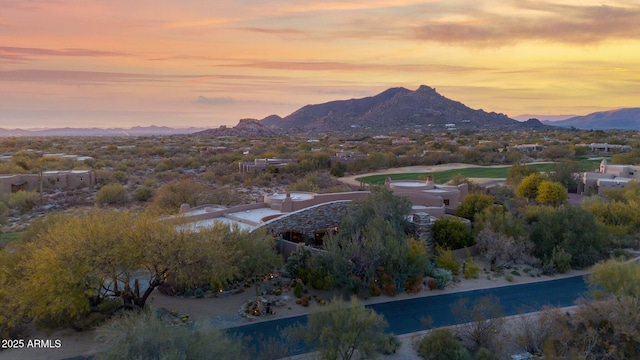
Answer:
413 212 434 254
260 201 436 255
259 201 351 239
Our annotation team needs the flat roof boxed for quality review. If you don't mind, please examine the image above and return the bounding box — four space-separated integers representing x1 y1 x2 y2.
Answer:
267 192 314 201
391 181 427 187
182 206 227 217
598 178 631 184
412 205 443 210
227 208 282 224
176 217 254 232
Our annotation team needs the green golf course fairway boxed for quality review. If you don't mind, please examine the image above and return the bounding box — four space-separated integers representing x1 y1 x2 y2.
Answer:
355 161 599 185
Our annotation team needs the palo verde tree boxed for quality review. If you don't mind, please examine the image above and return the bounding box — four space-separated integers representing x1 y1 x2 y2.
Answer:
516 173 547 200
8 209 281 329
535 181 567 207
292 296 398 360
454 193 496 221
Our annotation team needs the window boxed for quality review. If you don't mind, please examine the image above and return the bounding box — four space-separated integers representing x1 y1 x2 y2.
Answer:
443 199 450 206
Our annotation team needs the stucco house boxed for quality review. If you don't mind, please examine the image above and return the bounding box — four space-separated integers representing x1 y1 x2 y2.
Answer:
577 159 640 195
0 170 96 196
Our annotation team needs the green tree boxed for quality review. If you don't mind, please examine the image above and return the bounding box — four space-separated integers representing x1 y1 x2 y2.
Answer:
516 173 546 200
535 181 567 206
454 193 496 221
95 183 128 205
526 206 604 268
474 206 527 239
539 144 574 160
584 196 640 243
330 161 347 177
547 161 581 193
432 217 473 250
323 186 424 293
296 296 396 360
506 163 538 187
418 328 471 360
152 178 208 213
588 258 640 299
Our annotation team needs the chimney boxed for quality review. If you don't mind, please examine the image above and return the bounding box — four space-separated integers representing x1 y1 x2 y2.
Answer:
425 175 435 189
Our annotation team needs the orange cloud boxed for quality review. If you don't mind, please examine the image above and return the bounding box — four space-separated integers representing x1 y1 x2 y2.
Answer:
413 3 640 45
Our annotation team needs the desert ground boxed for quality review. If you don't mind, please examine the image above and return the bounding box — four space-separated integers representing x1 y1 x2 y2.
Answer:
2 163 576 360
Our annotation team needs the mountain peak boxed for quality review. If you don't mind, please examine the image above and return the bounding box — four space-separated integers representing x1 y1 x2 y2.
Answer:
416 85 436 93
256 85 525 133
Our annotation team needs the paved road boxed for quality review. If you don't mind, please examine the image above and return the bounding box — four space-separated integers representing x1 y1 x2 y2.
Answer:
228 275 588 357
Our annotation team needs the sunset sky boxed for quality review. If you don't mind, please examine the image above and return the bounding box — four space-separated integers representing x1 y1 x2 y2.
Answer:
1 0 639 129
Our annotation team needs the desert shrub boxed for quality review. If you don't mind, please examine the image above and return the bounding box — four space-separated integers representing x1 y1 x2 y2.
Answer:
431 268 453 289
433 217 474 250
377 334 401 355
551 247 572 273
369 282 382 296
311 274 334 292
285 246 313 279
293 282 304 298
296 255 335 291
427 277 437 290
300 294 311 307
475 347 499 360
405 275 423 293
95 311 243 359
435 245 460 275
451 295 505 354
463 257 479 279
418 328 471 360
379 272 398 296
95 183 127 205
541 260 556 275
132 185 154 202
0 202 8 225
8 190 40 211
193 288 204 298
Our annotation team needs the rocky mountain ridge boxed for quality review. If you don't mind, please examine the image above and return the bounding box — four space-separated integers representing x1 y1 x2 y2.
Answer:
195 118 279 137
260 85 529 133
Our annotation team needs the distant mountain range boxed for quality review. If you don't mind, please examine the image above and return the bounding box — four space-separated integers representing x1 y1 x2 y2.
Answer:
3 88 637 137
258 85 542 134
0 126 208 137
514 114 577 122
541 108 640 130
